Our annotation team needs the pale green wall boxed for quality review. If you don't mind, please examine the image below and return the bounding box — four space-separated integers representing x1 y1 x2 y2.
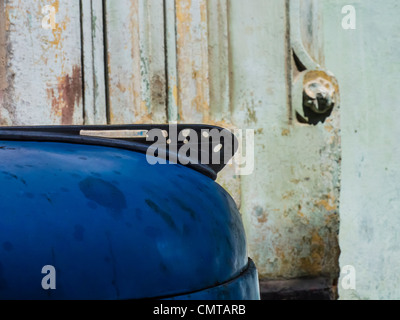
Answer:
229 0 341 282
324 0 400 299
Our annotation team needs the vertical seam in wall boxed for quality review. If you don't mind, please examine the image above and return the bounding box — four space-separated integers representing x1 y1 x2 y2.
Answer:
285 0 293 125
0 1 7 106
163 0 169 123
0 1 7 91
173 0 179 123
102 0 111 125
79 0 86 125
165 0 179 123
90 0 96 124
226 0 234 120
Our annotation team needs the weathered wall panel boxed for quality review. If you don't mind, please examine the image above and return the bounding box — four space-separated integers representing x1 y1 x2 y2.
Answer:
207 0 230 123
165 0 178 122
105 0 166 125
0 1 7 95
324 0 400 300
175 0 209 123
81 0 107 125
229 0 340 281
0 0 83 125
166 0 241 205
206 0 241 206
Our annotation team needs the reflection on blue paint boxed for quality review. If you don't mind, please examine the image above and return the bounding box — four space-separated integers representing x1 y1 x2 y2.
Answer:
0 141 259 300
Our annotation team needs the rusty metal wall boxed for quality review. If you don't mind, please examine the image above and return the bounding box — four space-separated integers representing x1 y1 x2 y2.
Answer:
0 0 341 283
0 0 83 125
228 0 340 281
105 0 167 125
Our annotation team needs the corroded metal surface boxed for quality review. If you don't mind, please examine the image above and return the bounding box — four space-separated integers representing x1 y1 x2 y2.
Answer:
1 0 83 125
104 0 166 125
175 0 210 123
228 0 340 281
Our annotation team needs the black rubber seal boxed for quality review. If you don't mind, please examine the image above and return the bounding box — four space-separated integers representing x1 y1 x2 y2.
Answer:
0 125 238 181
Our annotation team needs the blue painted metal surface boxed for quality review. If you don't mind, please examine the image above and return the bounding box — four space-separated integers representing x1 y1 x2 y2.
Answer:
0 140 257 300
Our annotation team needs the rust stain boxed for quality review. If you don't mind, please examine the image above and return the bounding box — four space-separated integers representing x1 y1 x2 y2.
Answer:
324 123 334 133
116 82 127 93
303 70 340 97
106 50 114 124
49 0 61 48
311 231 323 246
200 1 207 23
175 0 210 123
129 0 142 121
140 101 148 118
316 193 337 212
172 84 178 105
325 213 339 226
192 70 210 121
176 0 192 122
38 0 70 50
150 74 166 116
176 0 193 32
282 190 295 200
243 105 256 125
257 211 268 224
0 1 16 126
299 231 325 275
48 66 82 125
136 113 154 125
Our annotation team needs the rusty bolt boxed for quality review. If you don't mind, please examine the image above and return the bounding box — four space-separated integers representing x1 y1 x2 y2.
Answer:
303 76 337 114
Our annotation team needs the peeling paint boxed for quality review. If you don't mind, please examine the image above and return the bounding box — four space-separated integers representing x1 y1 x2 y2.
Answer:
0 1 83 125
229 0 340 282
0 1 7 92
48 65 82 125
0 1 16 126
176 0 210 123
105 0 166 124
